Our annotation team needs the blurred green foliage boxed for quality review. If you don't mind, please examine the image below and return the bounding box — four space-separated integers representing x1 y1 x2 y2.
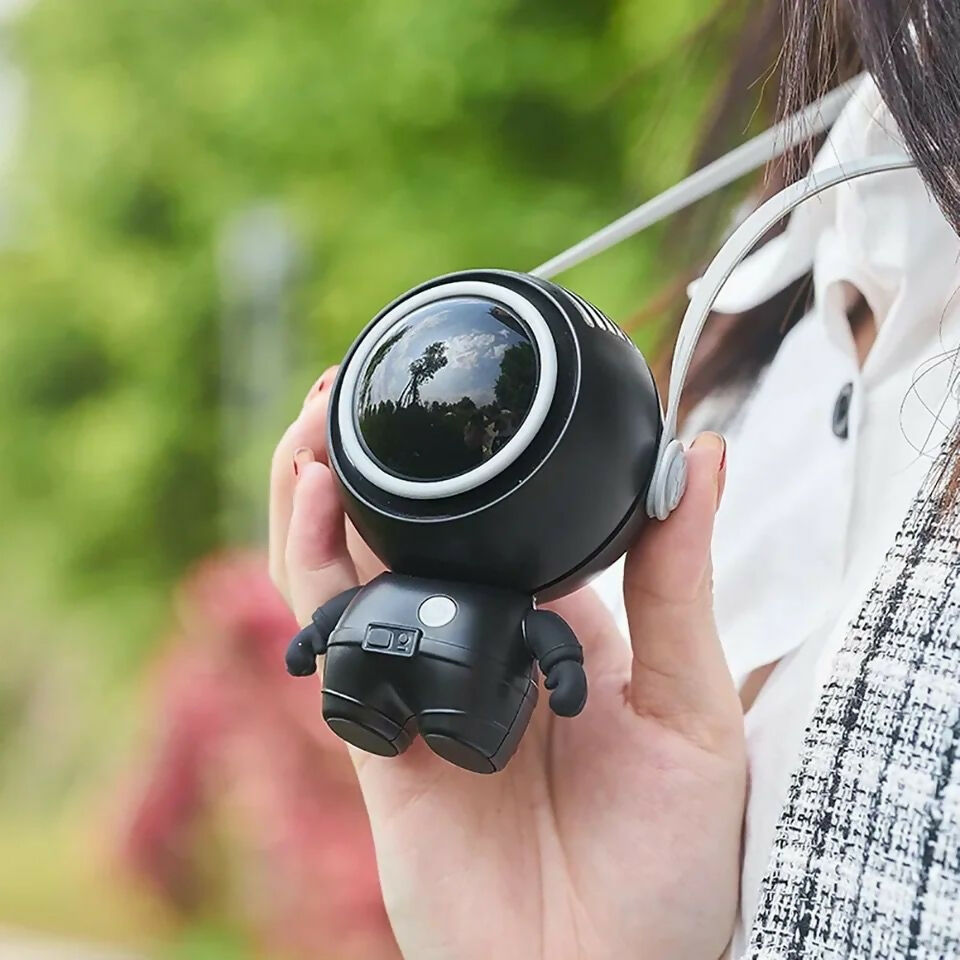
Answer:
0 0 759 953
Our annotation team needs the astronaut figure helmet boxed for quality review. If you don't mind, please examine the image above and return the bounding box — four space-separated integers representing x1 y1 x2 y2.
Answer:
327 269 662 601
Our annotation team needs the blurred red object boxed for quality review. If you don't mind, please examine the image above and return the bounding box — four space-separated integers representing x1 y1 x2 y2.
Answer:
116 552 399 960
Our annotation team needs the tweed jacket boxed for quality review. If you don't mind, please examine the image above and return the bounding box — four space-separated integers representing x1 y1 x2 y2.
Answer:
748 435 960 958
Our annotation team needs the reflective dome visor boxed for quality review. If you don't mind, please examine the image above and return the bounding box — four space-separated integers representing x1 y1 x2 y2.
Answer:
336 279 559 501
355 296 538 482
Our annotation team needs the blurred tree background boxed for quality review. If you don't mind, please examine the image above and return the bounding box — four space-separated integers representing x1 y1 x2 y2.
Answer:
0 0 773 955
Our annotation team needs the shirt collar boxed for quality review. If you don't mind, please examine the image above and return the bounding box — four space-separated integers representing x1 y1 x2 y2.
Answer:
692 76 960 339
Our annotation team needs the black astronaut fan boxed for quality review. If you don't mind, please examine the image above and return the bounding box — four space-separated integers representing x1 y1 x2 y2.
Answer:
285 269 665 773
281 79 904 774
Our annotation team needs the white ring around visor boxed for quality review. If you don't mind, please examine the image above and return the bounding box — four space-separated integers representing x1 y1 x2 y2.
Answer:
337 279 559 500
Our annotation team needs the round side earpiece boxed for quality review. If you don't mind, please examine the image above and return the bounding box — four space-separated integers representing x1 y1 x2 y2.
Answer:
645 439 687 521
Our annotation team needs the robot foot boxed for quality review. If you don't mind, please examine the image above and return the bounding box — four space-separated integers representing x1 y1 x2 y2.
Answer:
419 692 536 774
323 690 414 757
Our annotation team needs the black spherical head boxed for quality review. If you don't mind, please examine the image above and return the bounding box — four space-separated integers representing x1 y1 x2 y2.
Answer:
327 270 662 600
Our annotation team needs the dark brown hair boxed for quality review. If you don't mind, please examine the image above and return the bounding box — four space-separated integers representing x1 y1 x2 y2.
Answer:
782 0 960 231
653 0 960 420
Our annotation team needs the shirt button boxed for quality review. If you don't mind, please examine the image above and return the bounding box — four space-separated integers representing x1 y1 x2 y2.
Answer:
832 382 854 439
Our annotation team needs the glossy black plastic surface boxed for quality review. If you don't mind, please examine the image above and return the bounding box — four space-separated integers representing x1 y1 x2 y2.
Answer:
294 269 665 773
328 269 663 600
355 296 538 481
321 573 538 773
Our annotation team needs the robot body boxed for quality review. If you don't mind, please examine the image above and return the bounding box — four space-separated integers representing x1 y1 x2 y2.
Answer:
287 572 587 773
324 574 536 773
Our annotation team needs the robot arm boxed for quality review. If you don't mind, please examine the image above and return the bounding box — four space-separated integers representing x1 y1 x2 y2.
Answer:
285 585 362 677
524 609 587 717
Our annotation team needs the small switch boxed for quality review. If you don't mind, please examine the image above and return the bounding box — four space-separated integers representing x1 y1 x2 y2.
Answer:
362 624 420 656
363 626 392 649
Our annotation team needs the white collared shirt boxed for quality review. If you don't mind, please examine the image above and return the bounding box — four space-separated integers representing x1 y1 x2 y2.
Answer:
593 76 960 955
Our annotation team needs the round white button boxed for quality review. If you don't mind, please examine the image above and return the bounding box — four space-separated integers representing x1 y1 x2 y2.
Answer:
418 595 458 628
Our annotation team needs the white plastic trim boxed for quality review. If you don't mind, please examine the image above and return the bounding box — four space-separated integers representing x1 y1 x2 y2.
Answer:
338 280 559 500
645 154 916 519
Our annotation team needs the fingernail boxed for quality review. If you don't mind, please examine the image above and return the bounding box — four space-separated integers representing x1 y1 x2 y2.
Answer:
692 431 725 458
302 367 338 407
318 365 339 393
692 432 726 509
717 436 727 508
292 446 315 477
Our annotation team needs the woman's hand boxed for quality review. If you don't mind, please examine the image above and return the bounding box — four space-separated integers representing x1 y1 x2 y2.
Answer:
270 371 745 960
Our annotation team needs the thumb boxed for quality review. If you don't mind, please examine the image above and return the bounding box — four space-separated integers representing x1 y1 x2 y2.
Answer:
285 448 359 626
624 432 740 750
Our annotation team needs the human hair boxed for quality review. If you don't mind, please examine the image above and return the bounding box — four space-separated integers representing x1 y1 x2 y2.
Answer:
669 0 960 420
781 0 960 232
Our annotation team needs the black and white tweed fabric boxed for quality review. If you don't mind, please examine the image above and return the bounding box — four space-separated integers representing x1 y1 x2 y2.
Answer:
748 442 960 959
